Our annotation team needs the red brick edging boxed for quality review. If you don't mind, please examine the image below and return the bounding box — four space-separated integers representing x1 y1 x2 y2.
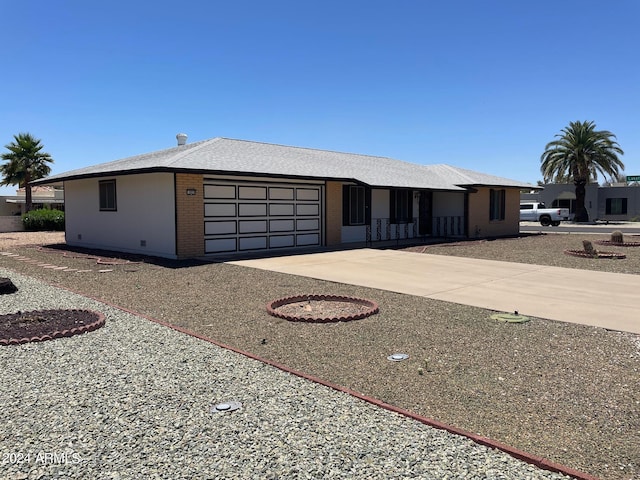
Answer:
266 294 379 323
0 310 106 346
564 249 626 259
594 240 640 247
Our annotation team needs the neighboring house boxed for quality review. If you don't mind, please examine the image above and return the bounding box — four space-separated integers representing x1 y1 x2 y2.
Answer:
521 183 640 222
0 186 65 232
32 136 534 259
0 186 65 216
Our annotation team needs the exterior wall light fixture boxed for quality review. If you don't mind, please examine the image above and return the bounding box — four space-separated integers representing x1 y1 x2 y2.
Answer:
186 188 197 196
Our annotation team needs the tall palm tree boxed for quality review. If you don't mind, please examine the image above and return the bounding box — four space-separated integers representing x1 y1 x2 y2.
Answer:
1 133 54 212
540 121 624 222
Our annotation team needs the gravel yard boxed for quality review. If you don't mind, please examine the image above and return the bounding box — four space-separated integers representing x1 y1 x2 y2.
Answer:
1 231 639 480
2 269 578 480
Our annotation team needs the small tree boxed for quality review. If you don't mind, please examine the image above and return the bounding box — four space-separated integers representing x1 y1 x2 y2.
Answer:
1 133 54 212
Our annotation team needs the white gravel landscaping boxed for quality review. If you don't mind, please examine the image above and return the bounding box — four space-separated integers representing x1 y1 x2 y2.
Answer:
0 268 574 479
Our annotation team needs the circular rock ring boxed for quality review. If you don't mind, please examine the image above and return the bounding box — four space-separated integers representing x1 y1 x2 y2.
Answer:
0 309 106 346
563 249 626 259
266 294 379 323
594 240 640 247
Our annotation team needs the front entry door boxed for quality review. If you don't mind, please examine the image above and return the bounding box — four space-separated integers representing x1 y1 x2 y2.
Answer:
418 191 432 236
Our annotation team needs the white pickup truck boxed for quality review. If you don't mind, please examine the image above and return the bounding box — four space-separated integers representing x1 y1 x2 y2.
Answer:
520 202 571 226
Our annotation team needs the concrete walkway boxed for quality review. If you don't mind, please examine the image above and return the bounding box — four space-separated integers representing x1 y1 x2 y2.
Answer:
230 248 640 335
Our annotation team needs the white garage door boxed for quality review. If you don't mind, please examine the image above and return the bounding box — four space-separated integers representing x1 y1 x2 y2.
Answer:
203 180 323 254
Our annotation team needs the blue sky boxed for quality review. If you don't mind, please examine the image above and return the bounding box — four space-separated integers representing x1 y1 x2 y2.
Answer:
1 0 638 195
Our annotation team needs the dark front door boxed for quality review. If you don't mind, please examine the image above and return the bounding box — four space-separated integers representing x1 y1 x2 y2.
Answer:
418 191 432 236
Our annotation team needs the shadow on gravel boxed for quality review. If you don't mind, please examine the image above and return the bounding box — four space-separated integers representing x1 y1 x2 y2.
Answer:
37 233 546 267
40 243 208 269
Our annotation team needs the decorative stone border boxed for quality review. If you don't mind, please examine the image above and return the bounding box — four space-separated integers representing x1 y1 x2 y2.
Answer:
267 294 379 323
0 251 129 273
36 246 142 265
563 249 626 259
0 310 106 346
594 240 640 247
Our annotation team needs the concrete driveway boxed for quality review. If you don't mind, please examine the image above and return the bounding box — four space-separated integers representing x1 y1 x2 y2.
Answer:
229 248 640 335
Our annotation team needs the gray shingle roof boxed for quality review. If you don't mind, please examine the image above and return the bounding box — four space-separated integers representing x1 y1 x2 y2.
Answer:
35 137 534 190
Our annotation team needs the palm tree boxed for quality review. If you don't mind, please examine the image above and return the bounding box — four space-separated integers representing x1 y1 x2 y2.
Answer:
540 121 624 222
1 133 54 212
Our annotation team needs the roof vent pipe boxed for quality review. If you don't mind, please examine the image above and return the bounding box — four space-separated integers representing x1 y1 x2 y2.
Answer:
176 133 188 146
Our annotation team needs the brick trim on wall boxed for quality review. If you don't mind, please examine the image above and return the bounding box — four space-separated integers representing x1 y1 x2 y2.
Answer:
325 181 343 245
175 174 205 258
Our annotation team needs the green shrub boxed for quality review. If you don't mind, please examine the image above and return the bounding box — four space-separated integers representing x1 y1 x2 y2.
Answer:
21 209 64 231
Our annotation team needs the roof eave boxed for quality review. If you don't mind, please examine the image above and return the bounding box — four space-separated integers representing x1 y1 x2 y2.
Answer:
456 183 540 190
34 169 522 193
31 167 366 187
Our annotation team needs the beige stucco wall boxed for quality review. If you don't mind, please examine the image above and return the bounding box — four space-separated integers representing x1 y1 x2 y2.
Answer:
175 173 204 258
325 181 342 245
371 189 389 219
467 187 520 238
64 173 177 258
433 191 465 217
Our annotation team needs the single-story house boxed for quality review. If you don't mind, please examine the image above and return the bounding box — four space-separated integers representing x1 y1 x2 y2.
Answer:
0 186 65 216
521 183 640 222
0 186 65 232
33 135 534 259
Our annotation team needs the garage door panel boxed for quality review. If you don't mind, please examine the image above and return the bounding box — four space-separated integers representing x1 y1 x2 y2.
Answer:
205 184 236 199
270 219 295 232
296 204 319 216
206 221 237 235
205 203 236 217
297 219 319 231
204 180 321 255
239 236 268 251
269 204 294 216
239 203 267 216
239 186 267 199
239 220 267 234
269 187 294 200
297 233 320 246
297 188 319 201
270 235 295 248
206 238 237 253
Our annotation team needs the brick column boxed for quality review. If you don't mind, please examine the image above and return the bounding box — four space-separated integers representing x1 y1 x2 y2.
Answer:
175 174 204 258
325 181 342 246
